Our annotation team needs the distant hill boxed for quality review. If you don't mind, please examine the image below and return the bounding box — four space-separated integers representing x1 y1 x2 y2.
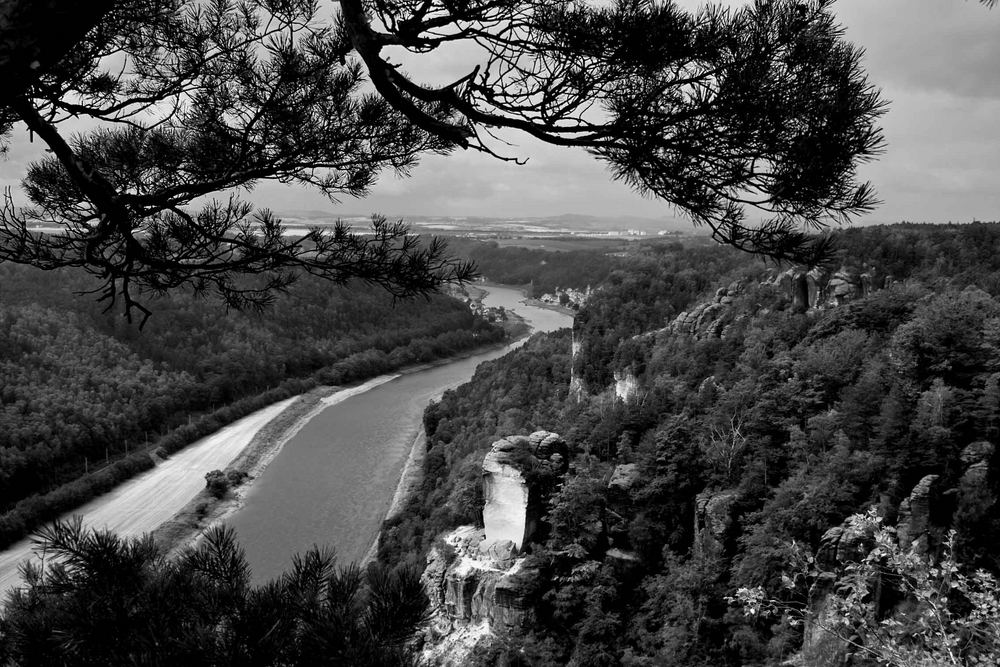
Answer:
272 210 700 236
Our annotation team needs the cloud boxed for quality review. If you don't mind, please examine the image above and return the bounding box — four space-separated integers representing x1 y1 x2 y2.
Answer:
838 0 1000 101
5 1 1000 227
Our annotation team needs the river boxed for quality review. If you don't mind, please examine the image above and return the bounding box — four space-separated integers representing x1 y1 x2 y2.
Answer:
225 284 571 582
0 284 569 594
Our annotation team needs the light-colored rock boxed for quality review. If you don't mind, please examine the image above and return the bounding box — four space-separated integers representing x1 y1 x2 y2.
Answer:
478 539 518 568
482 446 532 550
569 333 585 400
421 528 541 666
606 547 640 563
613 368 640 402
422 432 568 657
608 463 640 493
481 432 567 550
419 620 494 666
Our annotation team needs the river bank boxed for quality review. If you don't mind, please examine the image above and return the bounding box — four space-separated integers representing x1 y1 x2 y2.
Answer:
469 281 577 318
152 335 525 559
155 284 545 566
356 282 574 566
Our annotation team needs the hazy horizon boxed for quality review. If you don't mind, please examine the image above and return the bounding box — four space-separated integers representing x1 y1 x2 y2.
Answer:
3 1 999 228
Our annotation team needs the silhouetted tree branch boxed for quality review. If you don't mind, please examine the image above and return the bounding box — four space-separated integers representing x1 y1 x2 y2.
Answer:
340 0 887 262
0 0 887 322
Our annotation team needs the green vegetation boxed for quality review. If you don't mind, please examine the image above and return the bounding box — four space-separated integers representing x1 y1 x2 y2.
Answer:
9 223 1000 664
733 509 1000 667
0 520 427 666
0 263 505 550
379 224 1000 665
1 0 883 316
442 238 628 298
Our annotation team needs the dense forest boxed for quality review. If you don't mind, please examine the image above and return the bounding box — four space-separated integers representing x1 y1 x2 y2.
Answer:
440 238 629 297
378 223 1000 665
0 262 505 549
7 223 1000 664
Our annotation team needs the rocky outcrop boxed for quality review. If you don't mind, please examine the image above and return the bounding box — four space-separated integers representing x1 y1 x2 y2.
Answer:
771 264 887 310
421 526 541 665
961 441 994 488
613 368 640 402
672 264 890 336
896 474 941 554
482 431 566 550
670 280 746 339
421 432 568 663
569 332 585 400
816 521 876 572
693 490 737 557
422 527 538 629
608 463 640 494
799 473 954 664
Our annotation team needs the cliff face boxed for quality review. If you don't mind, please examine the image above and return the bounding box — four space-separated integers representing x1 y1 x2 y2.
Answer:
420 432 566 664
613 368 640 402
773 264 887 311
569 332 585 400
693 490 737 558
668 265 891 341
670 280 749 339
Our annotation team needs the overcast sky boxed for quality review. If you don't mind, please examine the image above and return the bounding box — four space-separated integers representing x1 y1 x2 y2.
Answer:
3 0 999 225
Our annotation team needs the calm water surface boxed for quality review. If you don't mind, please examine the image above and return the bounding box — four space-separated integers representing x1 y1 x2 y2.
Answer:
226 285 571 581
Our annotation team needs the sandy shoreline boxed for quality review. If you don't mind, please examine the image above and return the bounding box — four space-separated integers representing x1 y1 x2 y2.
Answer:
361 429 428 565
152 337 524 559
152 382 386 555
151 282 546 564
0 285 547 591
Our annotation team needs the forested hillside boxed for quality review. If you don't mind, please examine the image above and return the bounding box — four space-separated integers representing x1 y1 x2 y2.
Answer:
380 223 1000 665
441 238 628 297
0 263 504 549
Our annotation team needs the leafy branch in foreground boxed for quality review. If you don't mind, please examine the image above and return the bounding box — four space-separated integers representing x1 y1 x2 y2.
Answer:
730 509 1000 666
2 0 469 325
0 519 429 666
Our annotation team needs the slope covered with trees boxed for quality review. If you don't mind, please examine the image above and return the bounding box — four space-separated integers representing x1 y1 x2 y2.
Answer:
440 239 626 298
380 223 1000 665
0 262 505 549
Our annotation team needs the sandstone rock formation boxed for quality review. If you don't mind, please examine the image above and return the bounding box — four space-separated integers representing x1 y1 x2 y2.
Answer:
482 431 566 551
613 368 640 402
670 280 746 339
896 474 940 554
421 526 541 665
420 431 568 663
608 463 640 494
799 474 952 665
769 263 887 311
693 490 737 557
569 332 585 400
422 526 538 629
961 441 994 487
816 521 875 572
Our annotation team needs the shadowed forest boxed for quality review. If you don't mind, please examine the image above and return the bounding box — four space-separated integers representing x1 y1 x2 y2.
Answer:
379 223 1000 665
